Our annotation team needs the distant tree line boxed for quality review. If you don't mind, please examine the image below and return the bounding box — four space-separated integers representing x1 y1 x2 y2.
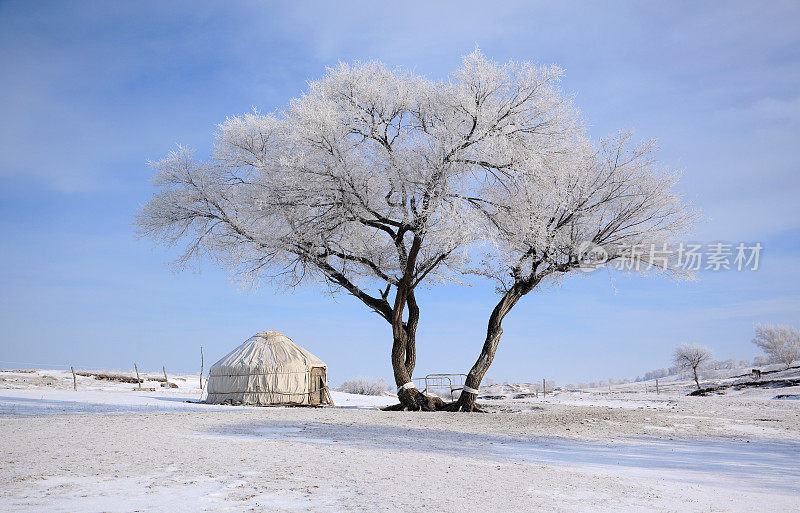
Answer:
632 357 767 383
620 324 800 387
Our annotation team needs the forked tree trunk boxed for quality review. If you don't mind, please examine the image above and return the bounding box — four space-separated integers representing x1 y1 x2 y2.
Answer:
392 329 426 408
389 238 432 410
693 368 700 390
385 306 441 410
389 313 438 410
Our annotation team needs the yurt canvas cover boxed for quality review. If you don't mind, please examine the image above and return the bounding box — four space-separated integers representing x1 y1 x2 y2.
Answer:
206 331 331 406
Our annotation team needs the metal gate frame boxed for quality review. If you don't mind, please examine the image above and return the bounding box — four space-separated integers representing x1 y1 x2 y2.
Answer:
412 373 468 401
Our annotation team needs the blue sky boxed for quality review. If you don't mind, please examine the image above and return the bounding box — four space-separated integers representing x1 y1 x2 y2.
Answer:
1 1 798 385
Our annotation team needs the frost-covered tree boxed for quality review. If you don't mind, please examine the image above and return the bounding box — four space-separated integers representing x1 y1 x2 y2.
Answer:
753 355 773 366
137 50 580 410
451 125 699 410
752 324 800 369
673 344 713 390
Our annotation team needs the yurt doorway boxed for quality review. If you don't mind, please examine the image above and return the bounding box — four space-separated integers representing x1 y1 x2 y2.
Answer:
309 367 327 405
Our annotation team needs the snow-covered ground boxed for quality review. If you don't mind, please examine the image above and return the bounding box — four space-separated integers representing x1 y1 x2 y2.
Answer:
1 368 799 512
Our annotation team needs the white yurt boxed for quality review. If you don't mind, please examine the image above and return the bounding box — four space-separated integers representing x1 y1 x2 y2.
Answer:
205 331 332 406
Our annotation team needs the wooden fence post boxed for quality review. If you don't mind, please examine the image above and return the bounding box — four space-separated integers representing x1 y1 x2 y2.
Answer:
163 365 169 386
71 366 77 391
542 378 546 398
656 379 659 395
134 363 141 389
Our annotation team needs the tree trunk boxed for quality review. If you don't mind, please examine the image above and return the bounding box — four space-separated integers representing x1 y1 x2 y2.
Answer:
404 289 419 377
388 237 429 410
391 328 424 409
452 285 526 412
693 367 700 390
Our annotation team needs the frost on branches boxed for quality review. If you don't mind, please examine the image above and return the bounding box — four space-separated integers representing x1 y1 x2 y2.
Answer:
673 344 713 390
451 91 699 409
137 50 698 411
753 324 800 369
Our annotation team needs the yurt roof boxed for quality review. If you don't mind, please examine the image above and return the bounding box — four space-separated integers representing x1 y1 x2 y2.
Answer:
209 331 326 376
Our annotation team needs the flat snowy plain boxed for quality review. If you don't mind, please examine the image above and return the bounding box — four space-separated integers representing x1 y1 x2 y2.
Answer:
1 368 798 512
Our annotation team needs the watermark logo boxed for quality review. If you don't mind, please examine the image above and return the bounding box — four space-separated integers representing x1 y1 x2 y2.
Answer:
576 241 609 273
575 241 763 273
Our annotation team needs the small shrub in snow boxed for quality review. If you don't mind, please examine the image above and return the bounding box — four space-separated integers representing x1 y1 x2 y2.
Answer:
336 377 388 396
